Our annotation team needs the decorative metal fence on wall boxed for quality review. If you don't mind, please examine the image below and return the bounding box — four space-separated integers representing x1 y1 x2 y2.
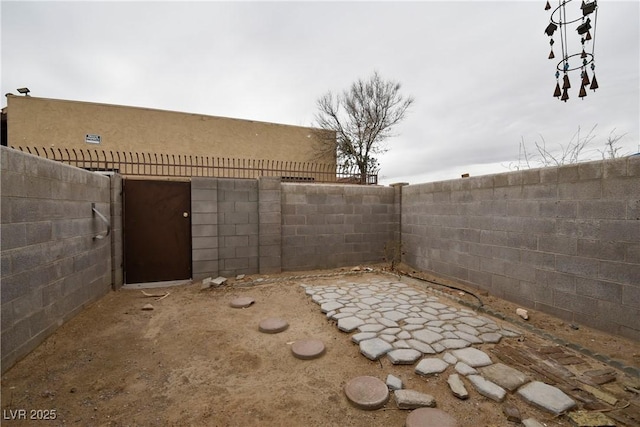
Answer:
12 147 378 185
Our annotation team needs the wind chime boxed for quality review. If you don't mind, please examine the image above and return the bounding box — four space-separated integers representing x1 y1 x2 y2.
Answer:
544 0 599 101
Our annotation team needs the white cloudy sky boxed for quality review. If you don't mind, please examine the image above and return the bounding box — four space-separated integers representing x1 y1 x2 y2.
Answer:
2 1 638 184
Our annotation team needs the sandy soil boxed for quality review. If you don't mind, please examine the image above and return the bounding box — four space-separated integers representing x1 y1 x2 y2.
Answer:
1 267 639 427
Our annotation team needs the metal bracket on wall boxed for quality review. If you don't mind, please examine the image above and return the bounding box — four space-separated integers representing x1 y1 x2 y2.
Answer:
91 202 111 240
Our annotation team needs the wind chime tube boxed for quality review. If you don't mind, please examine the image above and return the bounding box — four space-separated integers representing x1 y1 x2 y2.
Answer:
562 74 571 89
553 82 562 98
590 74 599 90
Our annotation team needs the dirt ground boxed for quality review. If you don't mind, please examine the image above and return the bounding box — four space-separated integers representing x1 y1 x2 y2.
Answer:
1 266 639 427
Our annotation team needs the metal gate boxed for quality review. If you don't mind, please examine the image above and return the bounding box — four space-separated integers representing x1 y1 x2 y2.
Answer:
123 179 192 284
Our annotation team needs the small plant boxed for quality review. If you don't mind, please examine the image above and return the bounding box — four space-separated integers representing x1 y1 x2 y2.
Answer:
383 240 404 271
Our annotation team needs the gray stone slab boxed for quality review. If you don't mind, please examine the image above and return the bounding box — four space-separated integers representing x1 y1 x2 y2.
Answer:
455 324 479 335
453 331 483 344
386 374 403 391
359 338 393 360
442 352 458 365
321 301 344 313
478 363 529 392
405 317 428 325
393 340 412 349
338 316 365 332
522 418 545 427
458 316 486 327
357 323 385 333
415 358 449 376
451 347 492 367
383 310 407 322
439 339 471 350
479 332 502 343
407 339 436 354
394 389 436 409
396 330 411 340
387 349 422 365
379 334 397 343
517 381 576 415
377 317 399 328
467 375 507 402
412 329 444 344
447 374 469 400
351 332 378 343
454 362 478 376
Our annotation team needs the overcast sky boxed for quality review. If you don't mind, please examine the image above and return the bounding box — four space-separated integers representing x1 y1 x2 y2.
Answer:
2 1 638 184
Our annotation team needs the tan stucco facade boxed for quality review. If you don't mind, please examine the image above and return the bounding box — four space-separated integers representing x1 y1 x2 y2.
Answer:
4 95 335 165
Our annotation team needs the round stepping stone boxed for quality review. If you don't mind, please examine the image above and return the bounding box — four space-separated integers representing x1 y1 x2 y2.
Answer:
229 297 255 308
258 317 289 334
406 408 458 427
291 339 325 360
344 376 389 410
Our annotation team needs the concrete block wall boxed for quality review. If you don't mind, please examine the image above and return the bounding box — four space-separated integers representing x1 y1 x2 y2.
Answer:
191 177 260 279
281 183 397 270
401 156 640 340
1 147 113 372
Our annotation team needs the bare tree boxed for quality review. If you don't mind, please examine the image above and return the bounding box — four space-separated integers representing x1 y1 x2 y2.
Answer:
314 71 414 183
508 125 628 170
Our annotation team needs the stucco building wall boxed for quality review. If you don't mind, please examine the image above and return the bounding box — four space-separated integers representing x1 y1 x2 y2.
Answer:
4 95 335 165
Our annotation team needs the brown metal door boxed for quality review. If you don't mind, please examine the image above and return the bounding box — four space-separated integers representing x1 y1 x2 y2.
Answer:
124 179 191 284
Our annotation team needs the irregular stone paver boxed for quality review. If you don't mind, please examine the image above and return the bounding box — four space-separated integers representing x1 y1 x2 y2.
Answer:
321 301 343 313
387 349 422 365
405 408 458 427
517 381 576 415
503 403 522 423
394 389 436 409
478 363 529 391
479 332 502 343
407 340 436 354
386 374 403 390
439 339 471 350
415 358 449 376
522 419 545 427
258 317 288 334
447 374 469 400
344 376 389 410
338 316 365 332
412 329 444 344
454 362 478 376
351 332 377 343
442 352 457 365
359 338 393 360
229 296 255 308
291 339 325 360
467 375 507 402
451 347 492 367
358 323 385 333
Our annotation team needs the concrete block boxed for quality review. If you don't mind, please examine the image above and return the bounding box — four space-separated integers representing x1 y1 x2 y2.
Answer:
576 278 622 303
538 235 576 255
192 248 218 262
191 200 217 214
558 181 602 200
192 224 217 237
554 290 599 316
599 260 640 285
192 236 217 250
577 239 625 261
191 188 217 201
